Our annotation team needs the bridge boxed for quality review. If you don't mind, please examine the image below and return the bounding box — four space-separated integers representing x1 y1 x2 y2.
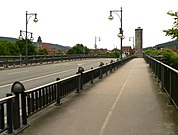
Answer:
0 56 178 135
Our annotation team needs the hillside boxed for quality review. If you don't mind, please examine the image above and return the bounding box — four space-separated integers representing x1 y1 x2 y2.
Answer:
0 36 70 51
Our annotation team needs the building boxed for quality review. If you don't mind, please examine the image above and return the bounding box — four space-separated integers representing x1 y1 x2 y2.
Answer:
122 46 133 56
135 27 143 57
37 36 42 48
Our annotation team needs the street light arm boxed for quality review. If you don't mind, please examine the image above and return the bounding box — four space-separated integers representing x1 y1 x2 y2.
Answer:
113 12 121 20
26 11 38 24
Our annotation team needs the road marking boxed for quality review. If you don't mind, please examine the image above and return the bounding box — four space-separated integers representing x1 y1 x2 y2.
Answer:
0 83 12 89
0 62 105 89
0 68 76 89
21 68 76 83
77 63 83 66
99 61 136 135
8 70 29 75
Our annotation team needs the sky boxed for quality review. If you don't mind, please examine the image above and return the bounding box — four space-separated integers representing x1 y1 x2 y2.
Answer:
0 0 178 50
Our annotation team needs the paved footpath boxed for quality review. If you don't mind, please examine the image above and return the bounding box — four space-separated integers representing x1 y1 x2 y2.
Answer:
19 58 178 135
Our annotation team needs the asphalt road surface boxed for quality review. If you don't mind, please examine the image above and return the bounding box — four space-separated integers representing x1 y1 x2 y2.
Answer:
0 58 115 98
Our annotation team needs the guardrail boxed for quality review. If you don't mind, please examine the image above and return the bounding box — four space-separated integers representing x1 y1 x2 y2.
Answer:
0 56 135 134
0 94 15 134
0 54 113 69
144 55 178 109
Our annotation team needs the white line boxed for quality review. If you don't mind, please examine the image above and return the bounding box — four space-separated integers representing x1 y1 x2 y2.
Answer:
77 63 83 66
0 62 106 89
99 61 136 135
0 68 76 89
0 83 12 89
21 68 76 83
8 70 29 75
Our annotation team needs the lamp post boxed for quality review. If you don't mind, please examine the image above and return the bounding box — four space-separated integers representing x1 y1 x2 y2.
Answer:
129 36 134 49
94 36 101 49
108 7 124 59
24 11 38 65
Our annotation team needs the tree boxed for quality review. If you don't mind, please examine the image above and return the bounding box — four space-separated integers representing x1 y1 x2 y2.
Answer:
7 42 20 55
0 40 20 55
67 44 89 54
0 40 9 55
15 39 37 55
163 11 178 40
37 48 48 55
111 48 121 58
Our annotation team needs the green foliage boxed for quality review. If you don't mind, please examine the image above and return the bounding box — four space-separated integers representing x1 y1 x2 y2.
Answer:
15 40 26 55
163 11 178 40
0 40 20 55
15 39 37 55
145 48 178 69
0 40 9 55
37 48 48 55
171 54 178 68
67 44 89 54
0 39 37 56
144 49 158 56
111 48 121 58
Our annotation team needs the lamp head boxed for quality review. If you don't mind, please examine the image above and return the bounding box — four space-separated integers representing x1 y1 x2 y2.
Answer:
108 11 114 20
30 37 34 41
33 14 38 23
19 35 23 40
19 30 23 40
30 33 34 41
117 33 125 39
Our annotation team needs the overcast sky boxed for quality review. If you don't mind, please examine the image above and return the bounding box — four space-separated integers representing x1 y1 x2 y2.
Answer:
0 0 178 50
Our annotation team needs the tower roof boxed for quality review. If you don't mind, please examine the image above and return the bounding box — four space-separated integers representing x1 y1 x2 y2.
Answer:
37 36 42 43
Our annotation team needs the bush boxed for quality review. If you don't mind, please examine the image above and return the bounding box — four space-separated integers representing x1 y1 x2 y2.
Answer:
145 48 178 70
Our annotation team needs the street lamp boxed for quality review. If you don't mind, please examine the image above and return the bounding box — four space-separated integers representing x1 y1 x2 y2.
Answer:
108 7 124 59
24 11 38 65
94 36 101 49
19 30 34 41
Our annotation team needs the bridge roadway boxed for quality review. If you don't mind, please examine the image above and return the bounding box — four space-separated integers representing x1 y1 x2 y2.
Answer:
0 58 114 98
17 58 178 135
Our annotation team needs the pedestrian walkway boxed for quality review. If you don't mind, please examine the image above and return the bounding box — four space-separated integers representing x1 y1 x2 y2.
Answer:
18 58 178 135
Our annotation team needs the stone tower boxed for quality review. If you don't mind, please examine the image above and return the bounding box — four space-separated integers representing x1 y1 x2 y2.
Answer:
37 36 42 48
135 27 143 57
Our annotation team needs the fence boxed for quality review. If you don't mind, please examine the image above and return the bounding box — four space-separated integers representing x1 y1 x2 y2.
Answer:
0 56 134 134
0 54 113 69
144 55 178 109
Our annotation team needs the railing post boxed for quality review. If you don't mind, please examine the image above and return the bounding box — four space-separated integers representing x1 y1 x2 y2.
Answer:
11 81 27 130
76 74 81 93
99 62 104 79
161 65 165 91
91 67 94 84
21 92 27 126
56 78 61 105
110 60 114 73
76 67 84 92
6 93 13 134
105 63 108 75
169 71 173 105
0 102 5 130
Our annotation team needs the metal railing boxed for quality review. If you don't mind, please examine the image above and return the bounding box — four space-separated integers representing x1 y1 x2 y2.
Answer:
0 54 113 69
144 55 178 109
0 94 15 134
0 56 135 134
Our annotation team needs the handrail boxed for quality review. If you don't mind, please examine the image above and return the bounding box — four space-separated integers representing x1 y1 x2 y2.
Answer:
144 54 178 110
0 54 115 69
0 55 135 134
